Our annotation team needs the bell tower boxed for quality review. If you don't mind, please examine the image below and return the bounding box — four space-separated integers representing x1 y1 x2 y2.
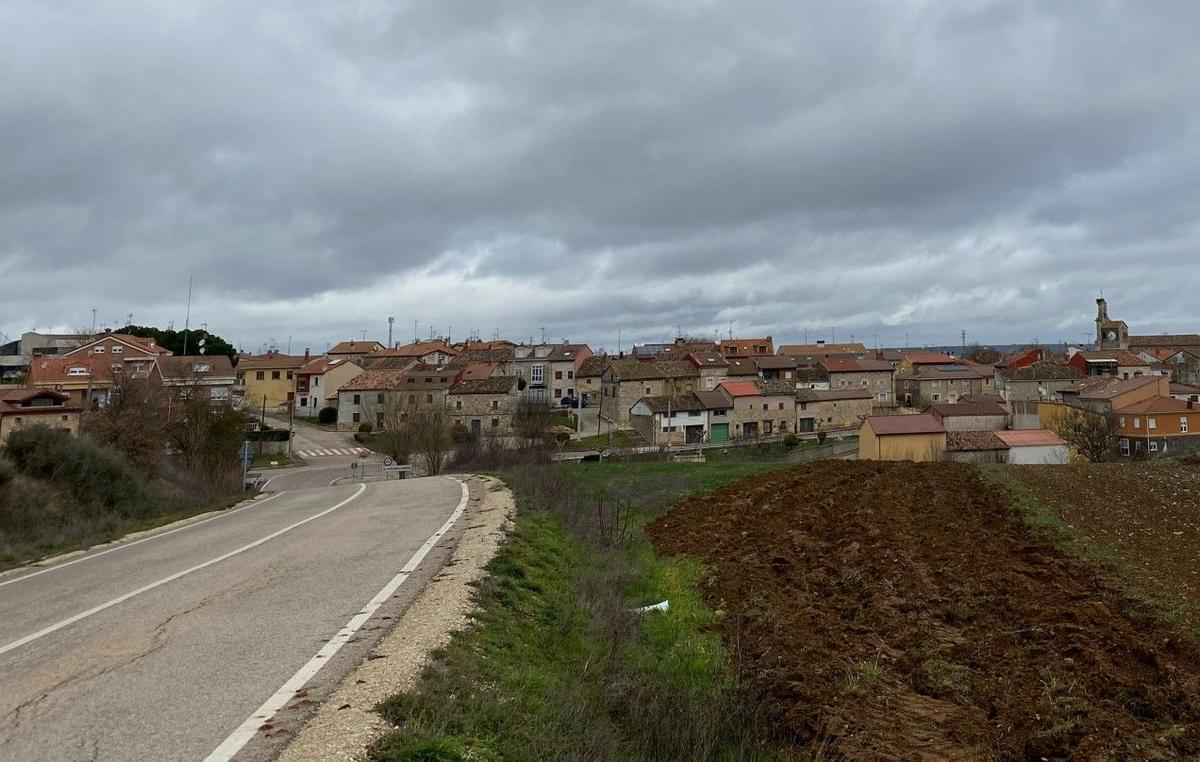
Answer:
1095 297 1129 350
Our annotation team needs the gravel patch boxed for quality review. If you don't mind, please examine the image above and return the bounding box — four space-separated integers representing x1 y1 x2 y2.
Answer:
277 474 514 761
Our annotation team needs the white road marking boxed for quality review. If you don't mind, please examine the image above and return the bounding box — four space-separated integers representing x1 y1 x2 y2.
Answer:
204 477 471 762
0 484 368 658
0 493 286 591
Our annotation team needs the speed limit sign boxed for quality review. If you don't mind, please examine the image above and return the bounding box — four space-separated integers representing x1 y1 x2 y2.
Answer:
383 456 394 467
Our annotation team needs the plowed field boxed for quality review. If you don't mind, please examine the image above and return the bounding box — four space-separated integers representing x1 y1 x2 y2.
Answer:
648 460 1200 759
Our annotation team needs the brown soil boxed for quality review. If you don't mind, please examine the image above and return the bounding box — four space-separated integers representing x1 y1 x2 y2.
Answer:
1004 463 1200 626
647 460 1200 760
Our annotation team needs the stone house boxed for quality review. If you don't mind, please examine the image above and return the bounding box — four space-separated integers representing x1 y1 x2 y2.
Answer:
0 388 81 443
819 358 896 407
1165 350 1200 386
336 368 458 431
719 337 774 357
685 351 730 391
776 342 868 364
575 354 610 406
512 342 592 405
447 376 519 435
719 380 795 439
926 401 1009 432
945 430 1009 464
601 359 698 427
895 363 994 408
997 361 1082 429
629 394 710 446
795 388 872 432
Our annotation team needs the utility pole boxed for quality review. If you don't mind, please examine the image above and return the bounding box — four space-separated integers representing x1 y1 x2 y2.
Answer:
961 329 967 357
287 335 293 354
540 326 546 344
91 307 97 335
387 316 394 347
413 320 418 343
182 273 193 355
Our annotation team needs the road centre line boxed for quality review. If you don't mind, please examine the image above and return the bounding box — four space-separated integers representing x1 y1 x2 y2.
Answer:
0 484 367 658
0 492 286 591
204 477 471 762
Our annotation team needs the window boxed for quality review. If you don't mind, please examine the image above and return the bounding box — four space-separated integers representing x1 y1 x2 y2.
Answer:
1119 417 1125 427
211 387 229 401
313 377 319 386
491 417 500 427
93 346 105 354
555 370 563 380
426 394 433 403
67 366 88 376
352 412 361 423
492 400 499 410
286 371 294 380
932 394 940 401
762 403 768 411
1134 417 1141 429
531 364 544 384
568 370 574 379
554 388 562 397
193 363 210 372
353 394 361 405
111 345 122 354
1150 440 1160 453
456 400 463 410
778 402 785 410
1182 417 1190 433
377 413 384 428
1148 417 1157 430
409 394 416 403
300 397 308 407
377 393 385 404
272 370 281 380
256 371 265 380
878 393 888 402
764 421 773 435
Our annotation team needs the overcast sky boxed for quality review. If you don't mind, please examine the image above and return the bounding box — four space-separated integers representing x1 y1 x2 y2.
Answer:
2 1 1198 354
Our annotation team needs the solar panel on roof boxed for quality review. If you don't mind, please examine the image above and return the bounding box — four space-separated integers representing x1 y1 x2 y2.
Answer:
934 364 964 372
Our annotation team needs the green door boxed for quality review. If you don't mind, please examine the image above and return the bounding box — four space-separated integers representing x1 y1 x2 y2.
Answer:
710 423 729 443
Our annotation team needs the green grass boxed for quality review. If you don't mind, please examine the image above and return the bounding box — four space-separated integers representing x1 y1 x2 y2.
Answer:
293 415 336 430
563 429 640 451
369 455 796 761
250 453 301 469
550 411 578 430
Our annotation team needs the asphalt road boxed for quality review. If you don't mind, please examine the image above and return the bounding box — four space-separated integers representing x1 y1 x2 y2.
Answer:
0 465 472 761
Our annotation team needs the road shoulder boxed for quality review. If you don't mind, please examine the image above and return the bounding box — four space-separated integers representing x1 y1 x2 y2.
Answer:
277 474 514 761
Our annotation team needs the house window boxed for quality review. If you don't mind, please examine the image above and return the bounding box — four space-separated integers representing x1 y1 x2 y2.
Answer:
932 394 940 401
492 400 499 410
272 371 281 380
193 363 210 372
286 371 294 380
1148 417 1158 430
352 412 361 423
1182 417 1190 433
554 388 562 397
313 377 319 386
353 394 361 404
531 364 544 384
555 370 563 380
764 421 773 435
256 371 265 380
878 393 888 402
1147 439 1160 453
492 417 500 427
111 345 122 353
778 402 785 410
567 370 574 379
377 413 384 428
93 346 105 354
67 366 89 376
300 397 308 407
1134 417 1141 429
456 400 463 410
1119 417 1125 427
426 394 433 403
211 387 229 401
377 393 385 404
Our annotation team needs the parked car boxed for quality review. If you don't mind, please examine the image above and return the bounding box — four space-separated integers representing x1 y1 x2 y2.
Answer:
560 395 586 408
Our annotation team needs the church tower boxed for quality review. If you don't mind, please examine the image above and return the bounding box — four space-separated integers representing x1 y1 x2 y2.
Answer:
1095 297 1129 350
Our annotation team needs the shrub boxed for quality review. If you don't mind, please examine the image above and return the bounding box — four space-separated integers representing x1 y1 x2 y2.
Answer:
0 460 14 487
450 422 471 444
3 425 154 518
358 421 375 434
318 406 338 425
817 431 828 444
783 433 799 450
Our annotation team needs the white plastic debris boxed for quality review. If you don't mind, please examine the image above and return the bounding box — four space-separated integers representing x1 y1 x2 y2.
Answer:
635 600 669 613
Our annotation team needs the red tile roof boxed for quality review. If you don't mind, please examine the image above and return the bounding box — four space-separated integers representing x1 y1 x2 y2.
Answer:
329 340 383 354
993 429 1067 448
1116 396 1197 415
865 413 946 436
719 380 760 397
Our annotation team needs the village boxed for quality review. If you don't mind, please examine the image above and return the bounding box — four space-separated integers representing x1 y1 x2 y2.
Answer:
3 296 1198 466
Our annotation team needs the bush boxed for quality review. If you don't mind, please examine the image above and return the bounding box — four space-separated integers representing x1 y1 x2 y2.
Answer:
0 460 14 487
318 406 338 425
3 425 154 518
450 422 471 444
358 421 374 434
783 433 799 450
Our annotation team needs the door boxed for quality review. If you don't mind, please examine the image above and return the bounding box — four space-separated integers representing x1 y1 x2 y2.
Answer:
470 419 482 435
798 417 815 432
710 423 729 443
685 425 704 444
742 421 758 439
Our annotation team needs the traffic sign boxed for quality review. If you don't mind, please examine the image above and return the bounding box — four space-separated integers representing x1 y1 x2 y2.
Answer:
383 456 394 467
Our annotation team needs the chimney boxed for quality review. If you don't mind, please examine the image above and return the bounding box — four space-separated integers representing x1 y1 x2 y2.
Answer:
304 348 311 361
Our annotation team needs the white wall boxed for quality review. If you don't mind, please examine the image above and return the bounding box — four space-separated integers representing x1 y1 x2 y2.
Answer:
1007 444 1069 464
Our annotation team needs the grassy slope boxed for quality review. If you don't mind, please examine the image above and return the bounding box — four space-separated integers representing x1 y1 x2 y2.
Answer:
370 458 793 761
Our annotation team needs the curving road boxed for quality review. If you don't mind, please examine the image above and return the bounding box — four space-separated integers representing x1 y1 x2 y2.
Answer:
0 463 476 761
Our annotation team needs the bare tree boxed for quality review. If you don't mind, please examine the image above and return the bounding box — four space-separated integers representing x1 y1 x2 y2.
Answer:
168 386 247 492
1050 408 1117 463
359 393 414 464
513 399 553 449
964 343 1002 365
85 375 168 474
411 404 452 475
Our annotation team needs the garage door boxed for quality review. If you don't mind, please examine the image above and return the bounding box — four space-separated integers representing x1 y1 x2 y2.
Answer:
710 423 729 443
